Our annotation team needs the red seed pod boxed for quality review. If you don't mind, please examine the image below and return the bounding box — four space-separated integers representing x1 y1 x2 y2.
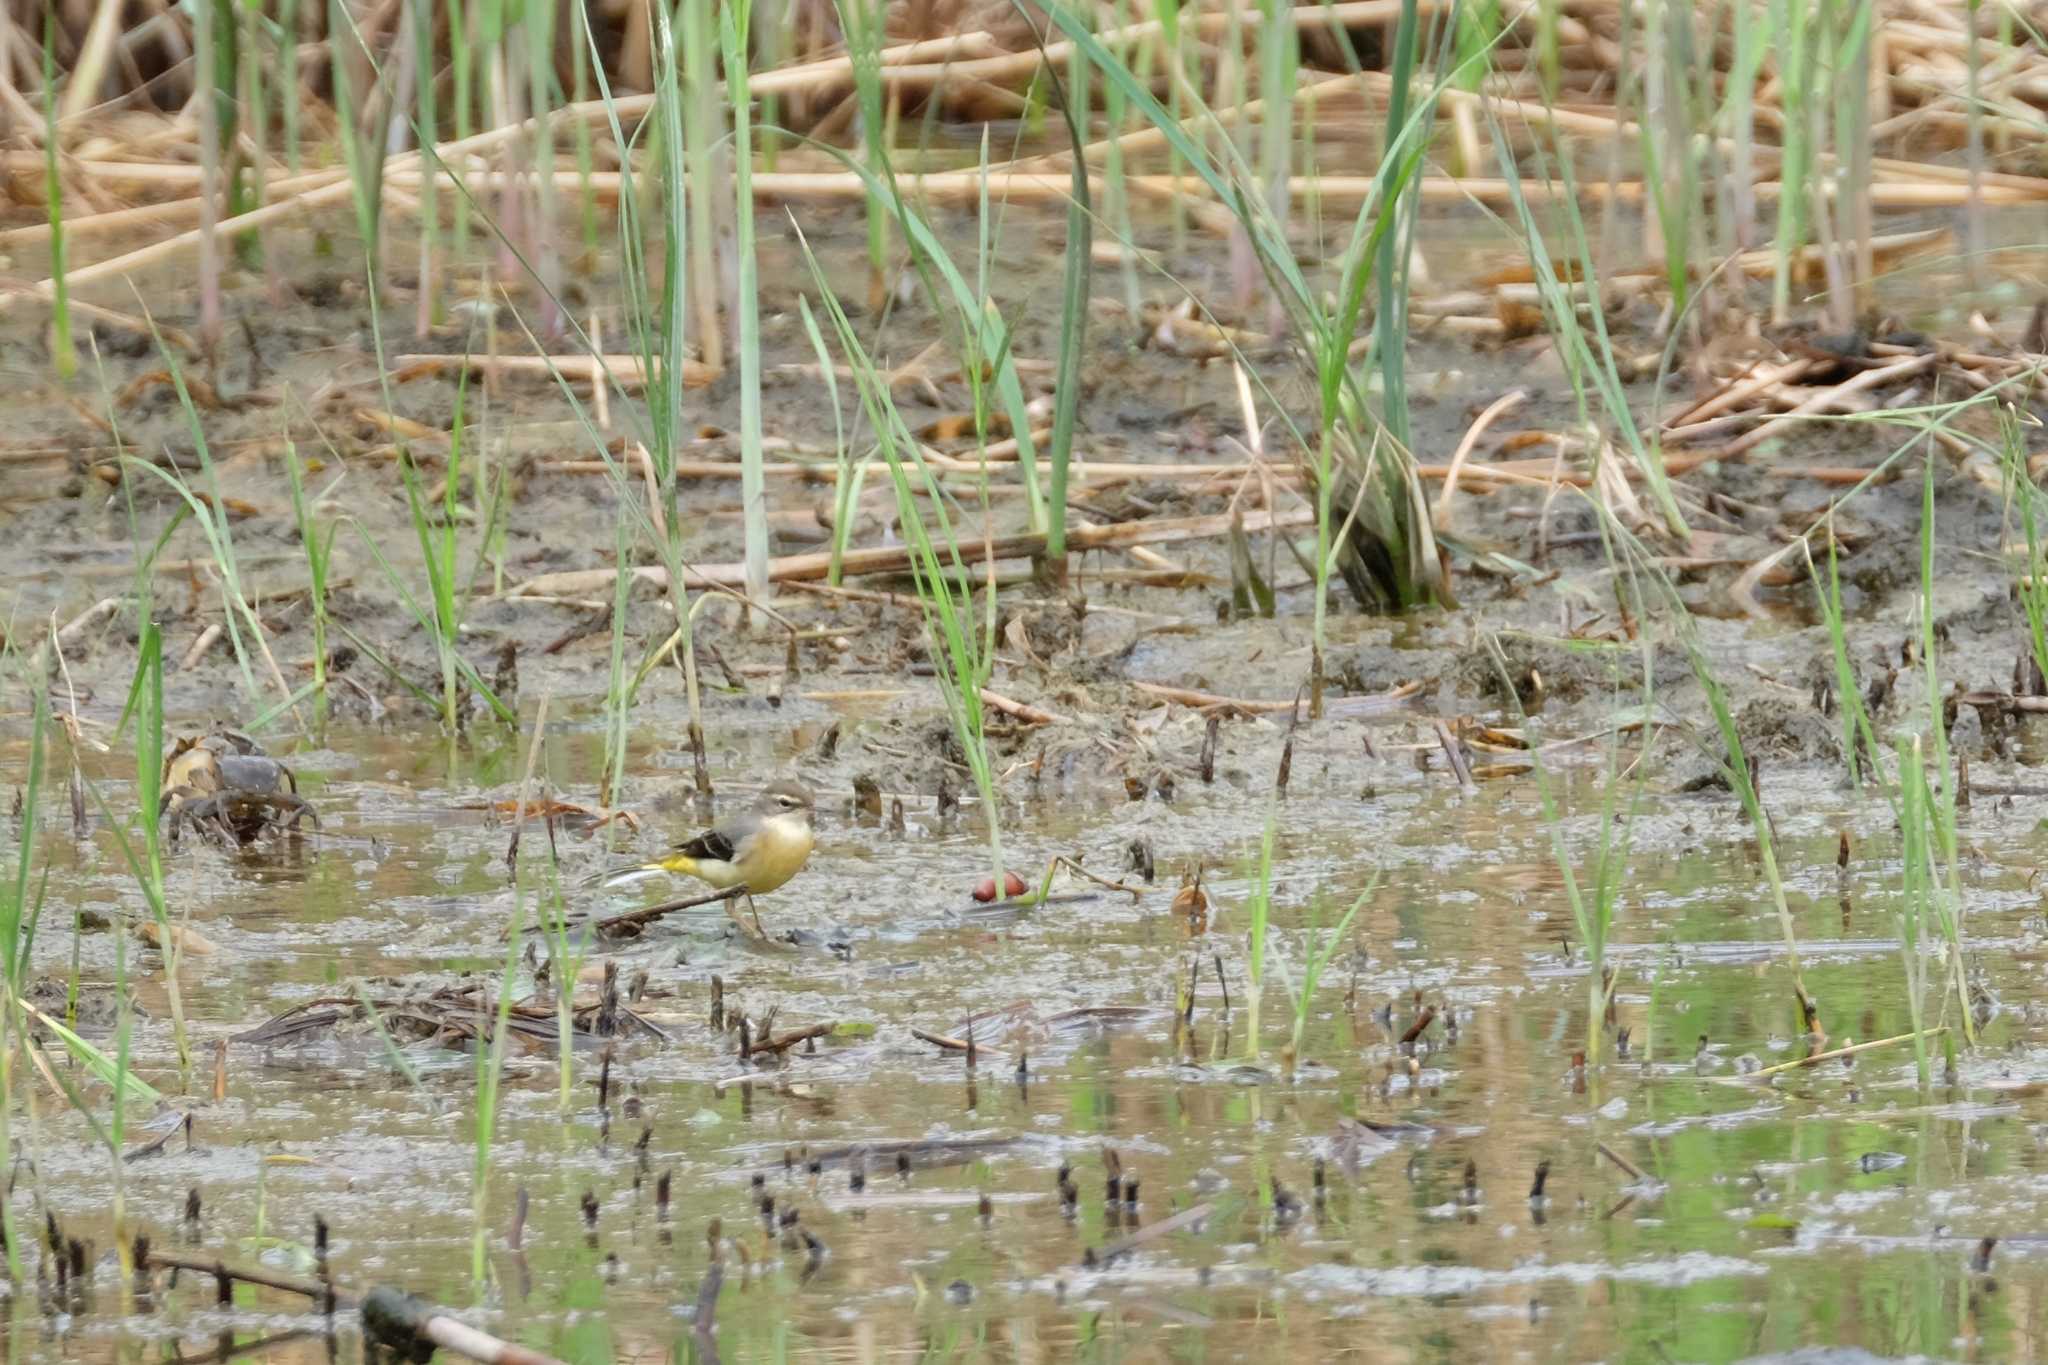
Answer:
971 878 999 903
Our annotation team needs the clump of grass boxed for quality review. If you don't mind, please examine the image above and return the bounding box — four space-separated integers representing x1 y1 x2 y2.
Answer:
799 233 1007 885
1040 3 1457 666
1808 520 1884 789
2000 407 2048 692
345 334 514 733
1488 634 1652 1065
1281 876 1372 1073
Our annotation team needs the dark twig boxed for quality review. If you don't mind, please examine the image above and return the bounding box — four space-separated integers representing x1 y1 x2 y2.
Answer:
594 885 747 937
691 1256 725 1365
1596 1142 1646 1182
743 1022 834 1057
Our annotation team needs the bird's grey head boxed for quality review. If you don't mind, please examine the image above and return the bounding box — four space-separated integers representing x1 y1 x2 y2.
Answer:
757 780 816 822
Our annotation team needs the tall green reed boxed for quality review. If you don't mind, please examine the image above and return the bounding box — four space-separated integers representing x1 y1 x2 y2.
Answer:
329 0 392 294
411 0 441 332
283 439 337 732
523 0 563 332
796 297 863 585
681 0 723 374
2000 408 2048 690
1909 455 1972 1046
1042 41 1091 579
0 672 47 1279
1242 791 1277 1060
724 0 772 606
1768 0 1814 324
41 20 74 380
838 0 891 313
1895 736 1937 1084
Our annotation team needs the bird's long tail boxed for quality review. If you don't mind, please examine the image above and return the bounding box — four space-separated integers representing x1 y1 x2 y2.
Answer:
581 855 701 889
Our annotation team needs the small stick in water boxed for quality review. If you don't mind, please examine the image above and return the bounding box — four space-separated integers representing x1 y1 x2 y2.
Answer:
1529 1160 1551 1201
656 1173 672 1223
510 1187 529 1252
131 1234 151 1312
1972 1236 1998 1274
1401 1007 1437 1048
800 1229 826 1279
1597 1142 1646 1182
691 1253 724 1365
1200 714 1219 783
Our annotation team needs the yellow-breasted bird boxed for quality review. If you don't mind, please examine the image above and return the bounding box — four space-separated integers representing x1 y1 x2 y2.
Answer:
596 780 817 895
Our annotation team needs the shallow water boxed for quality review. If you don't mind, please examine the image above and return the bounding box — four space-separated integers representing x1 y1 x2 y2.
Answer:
11 690 2048 1365
5 166 2048 1364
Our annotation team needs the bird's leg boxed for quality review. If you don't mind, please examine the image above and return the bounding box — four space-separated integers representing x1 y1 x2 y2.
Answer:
747 892 765 939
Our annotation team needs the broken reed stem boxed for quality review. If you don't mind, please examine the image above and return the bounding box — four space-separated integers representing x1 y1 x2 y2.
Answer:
1740 1027 1946 1080
910 1026 973 1053
741 1023 833 1057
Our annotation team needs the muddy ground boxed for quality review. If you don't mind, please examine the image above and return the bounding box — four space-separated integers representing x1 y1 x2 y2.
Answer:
4 198 2048 1363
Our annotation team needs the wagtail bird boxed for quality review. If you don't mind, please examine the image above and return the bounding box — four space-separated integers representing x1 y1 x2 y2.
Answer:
595 782 816 930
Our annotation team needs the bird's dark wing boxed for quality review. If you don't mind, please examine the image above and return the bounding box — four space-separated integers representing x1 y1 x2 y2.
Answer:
672 828 736 863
